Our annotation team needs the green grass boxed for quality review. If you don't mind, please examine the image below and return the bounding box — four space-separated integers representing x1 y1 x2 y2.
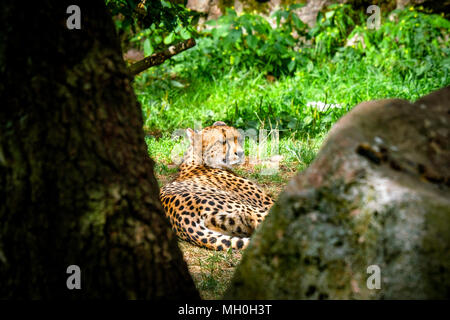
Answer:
137 52 448 179
178 241 242 299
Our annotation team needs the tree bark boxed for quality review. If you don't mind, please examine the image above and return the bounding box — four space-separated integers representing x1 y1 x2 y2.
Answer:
0 0 199 299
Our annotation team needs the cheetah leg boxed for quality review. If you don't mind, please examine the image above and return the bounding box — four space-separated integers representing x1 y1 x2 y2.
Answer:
204 213 251 237
190 223 251 251
203 206 265 238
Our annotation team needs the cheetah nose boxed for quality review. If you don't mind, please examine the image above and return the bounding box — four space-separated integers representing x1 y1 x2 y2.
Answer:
236 151 244 158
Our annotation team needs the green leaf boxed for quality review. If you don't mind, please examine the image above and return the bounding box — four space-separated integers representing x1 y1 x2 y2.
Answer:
154 35 162 44
180 28 191 40
288 59 296 72
143 38 153 56
170 80 185 88
234 55 241 66
292 14 306 30
246 34 258 50
164 32 175 45
325 11 335 20
212 26 230 39
160 0 171 8
225 29 242 46
303 115 313 125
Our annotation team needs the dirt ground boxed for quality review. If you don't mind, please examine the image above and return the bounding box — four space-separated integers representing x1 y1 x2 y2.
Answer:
156 161 298 299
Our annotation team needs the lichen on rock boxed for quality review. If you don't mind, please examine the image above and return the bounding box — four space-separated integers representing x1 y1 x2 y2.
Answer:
225 86 450 299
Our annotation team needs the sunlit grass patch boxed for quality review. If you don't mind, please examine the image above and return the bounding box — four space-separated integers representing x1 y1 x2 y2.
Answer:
178 241 242 300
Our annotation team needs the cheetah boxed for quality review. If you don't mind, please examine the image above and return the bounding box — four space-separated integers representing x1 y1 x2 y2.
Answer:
159 122 274 251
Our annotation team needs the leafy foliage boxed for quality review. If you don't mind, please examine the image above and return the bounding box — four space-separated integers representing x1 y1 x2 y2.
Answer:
107 0 199 55
163 4 309 77
205 4 309 76
310 4 360 57
345 6 450 74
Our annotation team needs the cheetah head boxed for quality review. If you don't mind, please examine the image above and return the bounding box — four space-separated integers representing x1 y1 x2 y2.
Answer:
184 121 244 169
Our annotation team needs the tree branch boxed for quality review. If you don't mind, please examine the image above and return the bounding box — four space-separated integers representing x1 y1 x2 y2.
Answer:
128 38 196 76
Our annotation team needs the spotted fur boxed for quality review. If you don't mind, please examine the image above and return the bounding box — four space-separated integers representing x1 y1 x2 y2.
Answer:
160 122 273 250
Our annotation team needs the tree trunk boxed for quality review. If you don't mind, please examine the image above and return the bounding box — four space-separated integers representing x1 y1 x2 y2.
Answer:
0 0 199 299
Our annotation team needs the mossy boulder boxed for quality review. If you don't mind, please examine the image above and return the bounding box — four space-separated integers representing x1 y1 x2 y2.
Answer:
225 86 450 299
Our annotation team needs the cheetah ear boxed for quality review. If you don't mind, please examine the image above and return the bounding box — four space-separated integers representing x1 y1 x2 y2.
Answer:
213 121 227 126
186 128 195 142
